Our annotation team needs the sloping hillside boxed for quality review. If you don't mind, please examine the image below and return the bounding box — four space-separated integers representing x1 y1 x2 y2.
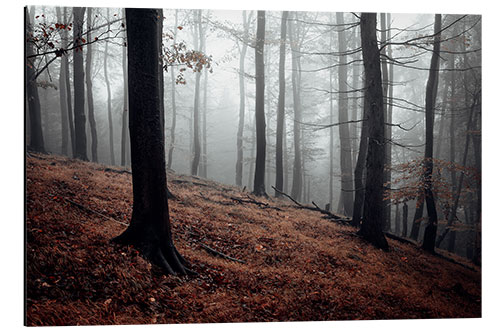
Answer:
26 153 481 325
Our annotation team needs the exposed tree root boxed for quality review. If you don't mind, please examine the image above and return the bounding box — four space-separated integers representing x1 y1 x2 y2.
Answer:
112 225 194 276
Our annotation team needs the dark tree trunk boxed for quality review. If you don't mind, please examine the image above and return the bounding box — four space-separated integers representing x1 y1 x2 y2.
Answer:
395 203 400 235
55 7 69 156
446 50 457 251
436 90 480 248
113 8 189 275
72 7 88 161
336 12 354 216
357 13 388 250
86 7 98 162
350 25 360 167
121 9 129 167
421 14 442 253
191 10 203 176
158 9 165 146
402 202 409 238
104 8 115 165
25 7 45 153
289 13 302 201
167 10 178 170
409 195 425 241
275 11 288 197
252 10 267 196
351 90 369 228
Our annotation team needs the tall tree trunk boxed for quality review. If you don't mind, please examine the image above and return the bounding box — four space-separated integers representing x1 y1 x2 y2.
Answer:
289 13 302 201
395 203 400 235
471 93 481 265
86 7 98 162
435 89 480 248
55 7 69 155
201 68 208 178
113 8 189 275
25 7 45 153
104 8 115 165
191 10 203 176
72 7 88 161
328 14 335 209
351 88 369 227
387 13 394 230
283 115 289 194
402 202 409 237
167 10 178 169
380 13 391 231
235 12 249 186
158 10 165 150
275 11 288 196
247 115 255 190
358 13 388 250
421 14 442 253
253 10 267 196
336 12 354 216
350 25 360 167
121 8 129 167
63 7 75 156
409 195 425 240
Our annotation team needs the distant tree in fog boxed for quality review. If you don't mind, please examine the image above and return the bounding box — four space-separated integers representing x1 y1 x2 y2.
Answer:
253 10 267 196
72 7 88 161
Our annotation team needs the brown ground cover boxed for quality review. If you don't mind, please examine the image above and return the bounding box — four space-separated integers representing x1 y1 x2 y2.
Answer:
25 153 481 325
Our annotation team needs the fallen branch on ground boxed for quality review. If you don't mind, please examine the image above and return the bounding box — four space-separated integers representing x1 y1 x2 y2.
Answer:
230 195 284 211
197 242 246 264
273 186 350 225
63 198 129 227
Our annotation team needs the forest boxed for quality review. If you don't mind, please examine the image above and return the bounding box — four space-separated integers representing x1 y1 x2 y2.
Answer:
24 4 482 326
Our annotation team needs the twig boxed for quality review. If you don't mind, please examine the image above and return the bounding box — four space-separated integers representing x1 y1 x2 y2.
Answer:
198 243 246 264
272 186 303 207
63 198 129 226
102 167 132 175
384 232 417 245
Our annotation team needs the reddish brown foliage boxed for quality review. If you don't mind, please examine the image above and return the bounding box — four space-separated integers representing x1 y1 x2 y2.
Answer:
26 153 480 325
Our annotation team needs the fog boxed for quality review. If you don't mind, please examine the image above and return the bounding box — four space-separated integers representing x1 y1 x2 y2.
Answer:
26 7 481 261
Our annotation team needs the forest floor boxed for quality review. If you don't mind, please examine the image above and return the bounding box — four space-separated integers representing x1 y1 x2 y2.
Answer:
26 152 481 325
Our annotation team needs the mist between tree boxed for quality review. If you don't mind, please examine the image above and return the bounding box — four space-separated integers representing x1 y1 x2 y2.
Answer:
26 7 481 274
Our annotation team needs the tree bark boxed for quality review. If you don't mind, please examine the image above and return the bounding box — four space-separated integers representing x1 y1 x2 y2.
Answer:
351 88 369 228
121 8 129 167
402 202 409 237
336 12 354 216
86 7 98 162
421 14 442 253
252 10 267 196
25 7 45 153
274 11 288 196
55 7 69 156
113 8 189 275
358 13 388 250
72 7 88 161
